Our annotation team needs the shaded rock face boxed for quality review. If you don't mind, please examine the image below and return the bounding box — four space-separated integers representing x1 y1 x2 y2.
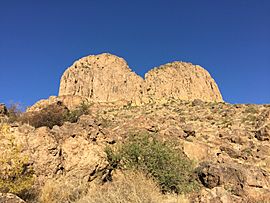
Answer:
59 53 223 103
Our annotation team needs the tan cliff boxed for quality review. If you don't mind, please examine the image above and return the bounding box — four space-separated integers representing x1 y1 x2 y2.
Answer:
58 53 223 104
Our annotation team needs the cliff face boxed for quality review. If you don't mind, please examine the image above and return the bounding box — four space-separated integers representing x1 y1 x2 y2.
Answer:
59 53 144 103
59 53 223 103
144 62 223 102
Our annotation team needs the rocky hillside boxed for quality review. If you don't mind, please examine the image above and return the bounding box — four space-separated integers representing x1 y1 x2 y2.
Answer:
1 99 269 203
0 54 269 203
59 53 223 103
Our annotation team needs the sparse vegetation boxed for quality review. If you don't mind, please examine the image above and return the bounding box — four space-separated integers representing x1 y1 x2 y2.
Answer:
40 177 87 203
8 102 90 129
0 123 34 197
106 133 199 194
7 103 23 123
76 171 163 203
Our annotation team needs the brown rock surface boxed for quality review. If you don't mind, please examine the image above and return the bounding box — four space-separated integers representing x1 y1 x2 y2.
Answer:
59 53 144 104
145 62 223 102
59 53 223 104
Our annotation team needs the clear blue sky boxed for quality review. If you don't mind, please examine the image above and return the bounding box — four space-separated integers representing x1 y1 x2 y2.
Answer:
1 0 269 107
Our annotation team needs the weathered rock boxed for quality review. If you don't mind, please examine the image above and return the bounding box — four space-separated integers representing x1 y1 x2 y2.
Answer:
0 104 7 115
197 187 245 203
27 95 87 112
0 193 26 203
255 124 270 141
196 162 246 196
183 141 209 161
58 53 223 105
59 53 144 104
145 62 223 102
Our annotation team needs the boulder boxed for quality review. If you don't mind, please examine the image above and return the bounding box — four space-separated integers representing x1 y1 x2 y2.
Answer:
255 124 270 141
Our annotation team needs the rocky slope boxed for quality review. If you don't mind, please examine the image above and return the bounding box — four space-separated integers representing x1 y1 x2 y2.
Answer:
1 100 269 202
59 53 223 103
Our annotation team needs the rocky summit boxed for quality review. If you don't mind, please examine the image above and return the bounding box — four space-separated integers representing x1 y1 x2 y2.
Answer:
59 53 223 104
1 53 269 203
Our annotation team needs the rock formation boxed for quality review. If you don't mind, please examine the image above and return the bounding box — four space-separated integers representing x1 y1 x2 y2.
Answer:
145 62 223 102
59 53 223 104
59 54 144 104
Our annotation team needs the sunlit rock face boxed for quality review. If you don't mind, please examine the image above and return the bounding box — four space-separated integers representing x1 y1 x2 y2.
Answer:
59 53 223 103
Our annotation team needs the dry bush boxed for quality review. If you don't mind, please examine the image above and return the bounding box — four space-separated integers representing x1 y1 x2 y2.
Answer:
0 123 34 197
39 177 87 203
76 170 163 203
7 103 23 123
18 102 90 129
19 103 69 129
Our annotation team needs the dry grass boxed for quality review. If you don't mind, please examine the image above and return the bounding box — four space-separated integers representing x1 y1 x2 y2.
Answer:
76 170 162 203
39 177 87 203
39 170 190 203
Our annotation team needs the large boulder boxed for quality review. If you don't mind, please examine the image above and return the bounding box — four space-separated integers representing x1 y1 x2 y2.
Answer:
58 53 223 104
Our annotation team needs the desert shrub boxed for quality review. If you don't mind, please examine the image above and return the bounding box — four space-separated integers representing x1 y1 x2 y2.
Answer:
19 103 69 129
0 123 34 196
66 102 90 123
76 170 163 203
7 103 23 123
40 177 87 203
19 102 90 129
244 105 259 114
106 133 199 194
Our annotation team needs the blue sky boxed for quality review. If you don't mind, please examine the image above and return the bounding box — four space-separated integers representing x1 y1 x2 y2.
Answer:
0 0 269 107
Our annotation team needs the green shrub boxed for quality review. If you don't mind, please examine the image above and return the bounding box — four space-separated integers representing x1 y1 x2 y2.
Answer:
0 124 34 196
66 102 90 123
106 133 199 194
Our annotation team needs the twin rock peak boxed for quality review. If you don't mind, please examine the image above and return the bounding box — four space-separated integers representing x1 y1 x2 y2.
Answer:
58 53 223 105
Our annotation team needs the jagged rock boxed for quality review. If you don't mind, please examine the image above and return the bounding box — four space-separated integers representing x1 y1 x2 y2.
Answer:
0 104 7 115
255 124 270 141
0 193 26 203
58 53 223 105
196 162 246 196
